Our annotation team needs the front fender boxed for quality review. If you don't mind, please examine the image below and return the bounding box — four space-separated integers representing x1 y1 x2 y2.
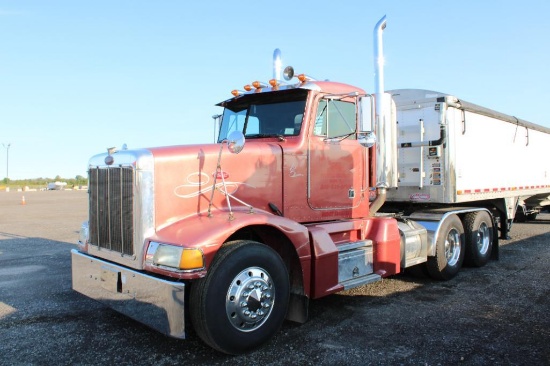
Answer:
147 208 311 279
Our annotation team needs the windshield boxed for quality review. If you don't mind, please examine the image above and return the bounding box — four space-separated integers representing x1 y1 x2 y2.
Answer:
217 89 308 142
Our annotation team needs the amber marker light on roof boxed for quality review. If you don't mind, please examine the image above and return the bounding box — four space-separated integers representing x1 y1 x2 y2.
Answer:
231 90 239 96
298 74 307 82
269 79 278 87
244 85 252 91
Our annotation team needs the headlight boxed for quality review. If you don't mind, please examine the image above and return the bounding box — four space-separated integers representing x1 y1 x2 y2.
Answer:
145 242 204 271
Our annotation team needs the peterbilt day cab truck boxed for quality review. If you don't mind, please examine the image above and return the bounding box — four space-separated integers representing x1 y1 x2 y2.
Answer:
71 16 550 354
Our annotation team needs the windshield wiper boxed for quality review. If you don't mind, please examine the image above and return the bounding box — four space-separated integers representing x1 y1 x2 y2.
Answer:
324 132 356 142
245 133 283 138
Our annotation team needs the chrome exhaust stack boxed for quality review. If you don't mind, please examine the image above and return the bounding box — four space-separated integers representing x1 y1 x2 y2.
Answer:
371 15 398 215
374 16 387 116
273 48 282 81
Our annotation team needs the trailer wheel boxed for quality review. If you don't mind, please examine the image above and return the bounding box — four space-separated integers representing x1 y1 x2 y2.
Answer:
427 214 465 280
514 209 527 222
464 211 493 267
189 240 290 355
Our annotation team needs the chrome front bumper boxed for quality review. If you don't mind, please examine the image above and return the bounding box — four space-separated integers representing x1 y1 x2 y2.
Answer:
71 249 186 339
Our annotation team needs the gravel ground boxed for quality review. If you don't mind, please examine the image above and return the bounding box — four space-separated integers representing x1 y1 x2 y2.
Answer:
0 190 549 365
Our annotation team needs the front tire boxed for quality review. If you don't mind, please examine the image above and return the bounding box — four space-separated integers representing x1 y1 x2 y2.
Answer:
190 240 290 355
463 211 493 267
427 214 465 280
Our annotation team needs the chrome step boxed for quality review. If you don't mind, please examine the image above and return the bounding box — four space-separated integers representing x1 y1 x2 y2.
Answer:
337 239 373 252
340 273 382 290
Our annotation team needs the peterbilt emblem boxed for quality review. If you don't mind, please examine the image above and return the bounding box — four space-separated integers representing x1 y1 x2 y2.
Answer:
105 147 116 166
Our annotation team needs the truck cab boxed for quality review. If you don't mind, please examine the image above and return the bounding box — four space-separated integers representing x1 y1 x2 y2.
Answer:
216 82 374 221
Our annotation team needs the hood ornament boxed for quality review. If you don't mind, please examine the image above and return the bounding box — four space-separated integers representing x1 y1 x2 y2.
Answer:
105 147 116 165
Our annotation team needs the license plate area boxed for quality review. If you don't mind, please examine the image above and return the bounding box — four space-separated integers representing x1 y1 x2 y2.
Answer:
101 266 121 293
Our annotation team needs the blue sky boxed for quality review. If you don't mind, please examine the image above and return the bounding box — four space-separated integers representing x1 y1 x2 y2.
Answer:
1 1 549 180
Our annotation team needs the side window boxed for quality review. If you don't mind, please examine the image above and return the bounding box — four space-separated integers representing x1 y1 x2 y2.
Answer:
314 100 328 136
314 99 356 139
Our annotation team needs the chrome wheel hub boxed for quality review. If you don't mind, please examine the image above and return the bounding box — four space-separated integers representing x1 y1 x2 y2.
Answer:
476 222 490 255
226 266 274 332
445 228 461 266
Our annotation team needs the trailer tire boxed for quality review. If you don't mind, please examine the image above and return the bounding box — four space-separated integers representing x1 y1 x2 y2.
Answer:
427 214 465 280
514 209 527 223
189 240 290 355
464 211 493 267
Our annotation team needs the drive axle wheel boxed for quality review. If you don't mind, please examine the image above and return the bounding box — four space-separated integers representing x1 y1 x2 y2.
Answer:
190 240 289 355
427 214 465 280
464 211 493 267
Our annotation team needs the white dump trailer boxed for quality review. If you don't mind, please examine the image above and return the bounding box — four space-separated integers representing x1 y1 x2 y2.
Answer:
382 89 550 242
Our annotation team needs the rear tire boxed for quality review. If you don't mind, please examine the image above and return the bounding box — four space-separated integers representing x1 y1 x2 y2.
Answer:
463 211 493 267
405 263 430 278
190 240 289 355
427 214 465 280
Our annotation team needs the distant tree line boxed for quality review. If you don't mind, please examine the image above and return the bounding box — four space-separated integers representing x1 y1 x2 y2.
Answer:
1 175 88 189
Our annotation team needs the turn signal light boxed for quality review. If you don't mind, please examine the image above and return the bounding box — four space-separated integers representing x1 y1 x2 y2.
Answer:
179 249 205 270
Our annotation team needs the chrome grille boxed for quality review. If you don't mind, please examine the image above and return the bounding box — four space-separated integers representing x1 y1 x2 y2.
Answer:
89 166 134 256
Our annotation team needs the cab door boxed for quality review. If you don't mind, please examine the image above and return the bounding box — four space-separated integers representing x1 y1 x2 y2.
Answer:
307 97 366 210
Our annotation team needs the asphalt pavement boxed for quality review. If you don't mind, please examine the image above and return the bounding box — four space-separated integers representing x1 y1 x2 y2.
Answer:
1 190 549 365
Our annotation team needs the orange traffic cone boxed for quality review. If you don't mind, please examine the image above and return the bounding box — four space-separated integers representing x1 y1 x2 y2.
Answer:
21 196 26 205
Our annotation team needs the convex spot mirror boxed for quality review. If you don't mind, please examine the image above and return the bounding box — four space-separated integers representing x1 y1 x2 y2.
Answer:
358 131 377 148
283 66 294 81
226 131 245 154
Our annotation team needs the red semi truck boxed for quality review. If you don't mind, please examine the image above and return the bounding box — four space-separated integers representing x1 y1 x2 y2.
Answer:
71 16 550 354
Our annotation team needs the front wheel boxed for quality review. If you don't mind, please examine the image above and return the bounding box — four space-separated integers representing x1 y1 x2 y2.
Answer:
427 214 465 280
190 240 290 355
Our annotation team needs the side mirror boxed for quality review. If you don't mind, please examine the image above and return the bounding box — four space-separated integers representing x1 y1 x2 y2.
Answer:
226 131 245 154
359 95 374 132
